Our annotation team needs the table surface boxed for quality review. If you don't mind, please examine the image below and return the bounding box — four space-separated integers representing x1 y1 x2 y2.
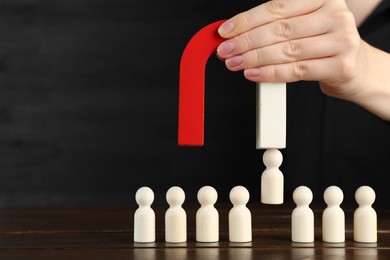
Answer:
0 203 389 259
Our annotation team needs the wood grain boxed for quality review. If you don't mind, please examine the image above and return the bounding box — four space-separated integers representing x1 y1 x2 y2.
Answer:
0 204 389 259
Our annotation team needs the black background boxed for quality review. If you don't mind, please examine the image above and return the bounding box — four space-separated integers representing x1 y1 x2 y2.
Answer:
1 0 389 206
0 0 263 206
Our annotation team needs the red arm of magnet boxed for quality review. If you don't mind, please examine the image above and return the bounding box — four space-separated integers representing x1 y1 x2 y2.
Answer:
178 20 227 146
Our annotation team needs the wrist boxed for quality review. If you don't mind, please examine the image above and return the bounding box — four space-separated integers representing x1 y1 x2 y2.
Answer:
348 42 390 120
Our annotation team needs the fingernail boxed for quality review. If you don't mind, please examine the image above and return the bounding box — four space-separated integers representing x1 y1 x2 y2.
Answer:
217 41 234 56
226 56 243 67
218 20 234 35
245 68 260 77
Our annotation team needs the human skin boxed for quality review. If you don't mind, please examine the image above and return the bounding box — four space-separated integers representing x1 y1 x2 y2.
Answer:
217 0 390 120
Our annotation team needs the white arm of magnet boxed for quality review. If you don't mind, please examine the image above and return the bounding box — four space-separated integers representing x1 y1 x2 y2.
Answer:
256 82 286 149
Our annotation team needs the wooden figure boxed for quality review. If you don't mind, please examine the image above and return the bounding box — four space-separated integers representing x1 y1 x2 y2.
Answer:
291 186 314 243
322 186 345 243
165 186 187 243
354 186 377 243
196 186 219 242
134 187 155 243
261 149 284 204
229 185 252 243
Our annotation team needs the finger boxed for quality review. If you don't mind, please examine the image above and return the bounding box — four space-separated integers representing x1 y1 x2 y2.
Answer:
217 11 331 59
243 57 342 83
218 0 325 38
225 34 343 71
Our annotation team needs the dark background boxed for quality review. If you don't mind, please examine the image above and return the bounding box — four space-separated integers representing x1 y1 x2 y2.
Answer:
0 0 261 206
1 0 389 206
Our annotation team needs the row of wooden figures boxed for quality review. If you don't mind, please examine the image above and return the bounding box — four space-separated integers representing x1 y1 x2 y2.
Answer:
133 185 377 244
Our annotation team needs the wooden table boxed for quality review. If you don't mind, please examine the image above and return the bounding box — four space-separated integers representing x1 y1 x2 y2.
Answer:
0 203 389 259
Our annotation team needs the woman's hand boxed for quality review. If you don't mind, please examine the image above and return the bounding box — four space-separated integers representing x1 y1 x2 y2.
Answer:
217 0 365 99
217 0 390 120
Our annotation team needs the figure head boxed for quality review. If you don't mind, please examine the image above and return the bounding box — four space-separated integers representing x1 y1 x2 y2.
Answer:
262 149 283 168
197 186 218 206
166 186 185 207
355 186 375 206
293 186 313 206
229 185 250 206
135 186 154 207
324 186 343 206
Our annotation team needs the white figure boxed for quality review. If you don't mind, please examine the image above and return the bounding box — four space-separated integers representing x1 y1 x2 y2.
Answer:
354 186 377 243
261 149 284 204
229 186 252 243
291 186 314 243
322 186 345 243
165 186 187 243
196 186 219 242
134 186 155 243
